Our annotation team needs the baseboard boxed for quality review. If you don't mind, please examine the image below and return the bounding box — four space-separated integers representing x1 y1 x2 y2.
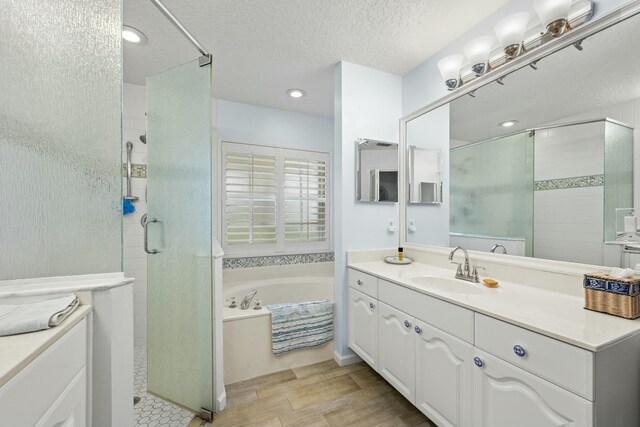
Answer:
333 349 362 367
215 389 227 413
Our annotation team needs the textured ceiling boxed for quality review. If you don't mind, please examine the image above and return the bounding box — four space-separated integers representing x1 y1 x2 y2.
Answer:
450 13 640 143
124 0 510 117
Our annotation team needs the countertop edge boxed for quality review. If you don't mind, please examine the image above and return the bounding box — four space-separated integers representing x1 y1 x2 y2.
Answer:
347 262 640 352
0 305 92 389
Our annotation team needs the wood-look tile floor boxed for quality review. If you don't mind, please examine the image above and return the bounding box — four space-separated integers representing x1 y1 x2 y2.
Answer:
189 360 436 427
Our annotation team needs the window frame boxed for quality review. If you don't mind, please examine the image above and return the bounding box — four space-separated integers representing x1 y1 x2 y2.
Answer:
220 140 332 256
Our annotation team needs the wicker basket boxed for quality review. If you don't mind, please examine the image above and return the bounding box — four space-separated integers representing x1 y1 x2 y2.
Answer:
584 272 640 319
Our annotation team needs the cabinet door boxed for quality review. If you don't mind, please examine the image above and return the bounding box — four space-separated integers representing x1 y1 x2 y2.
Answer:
473 350 593 427
348 288 378 369
378 302 416 403
415 320 473 427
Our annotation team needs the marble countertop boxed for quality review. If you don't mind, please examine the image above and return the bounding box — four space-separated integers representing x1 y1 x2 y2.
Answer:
0 305 91 388
348 260 640 352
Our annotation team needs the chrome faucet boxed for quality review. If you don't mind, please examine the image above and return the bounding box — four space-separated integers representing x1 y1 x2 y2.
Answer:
448 246 483 283
490 244 507 254
240 289 258 310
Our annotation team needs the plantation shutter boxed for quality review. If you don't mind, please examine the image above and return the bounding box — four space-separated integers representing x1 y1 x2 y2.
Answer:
223 144 277 249
222 142 330 254
283 153 328 246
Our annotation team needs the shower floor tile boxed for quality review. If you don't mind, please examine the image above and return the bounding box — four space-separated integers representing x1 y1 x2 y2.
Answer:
134 347 196 427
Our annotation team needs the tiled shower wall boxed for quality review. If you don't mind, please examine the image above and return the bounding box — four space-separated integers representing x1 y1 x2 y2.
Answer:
123 83 148 348
534 97 640 265
533 122 605 265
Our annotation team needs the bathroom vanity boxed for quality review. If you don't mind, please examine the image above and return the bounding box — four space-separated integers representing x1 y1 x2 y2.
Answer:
0 306 92 427
347 256 640 427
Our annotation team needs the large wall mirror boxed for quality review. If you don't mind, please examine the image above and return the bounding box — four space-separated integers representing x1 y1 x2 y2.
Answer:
402 9 640 267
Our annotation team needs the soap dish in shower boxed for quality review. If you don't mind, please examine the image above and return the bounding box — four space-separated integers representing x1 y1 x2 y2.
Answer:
385 256 412 265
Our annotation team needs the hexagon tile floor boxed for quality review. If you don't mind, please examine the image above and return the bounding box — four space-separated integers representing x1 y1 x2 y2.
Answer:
134 347 195 427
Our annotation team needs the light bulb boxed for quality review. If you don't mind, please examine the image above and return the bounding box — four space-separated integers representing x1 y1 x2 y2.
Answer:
494 12 530 59
122 26 147 44
534 0 572 36
464 36 494 76
437 55 464 90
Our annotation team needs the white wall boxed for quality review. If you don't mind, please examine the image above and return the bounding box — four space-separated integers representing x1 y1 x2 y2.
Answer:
334 61 402 361
216 99 333 153
123 83 148 349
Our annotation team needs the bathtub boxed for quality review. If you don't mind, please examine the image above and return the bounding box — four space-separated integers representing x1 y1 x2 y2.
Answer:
222 262 334 384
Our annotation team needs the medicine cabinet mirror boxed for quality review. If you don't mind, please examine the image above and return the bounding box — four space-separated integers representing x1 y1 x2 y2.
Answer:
356 139 398 203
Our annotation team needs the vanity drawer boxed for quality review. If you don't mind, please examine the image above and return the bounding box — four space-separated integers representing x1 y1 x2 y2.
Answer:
475 313 593 400
378 279 474 344
348 268 378 298
0 319 87 427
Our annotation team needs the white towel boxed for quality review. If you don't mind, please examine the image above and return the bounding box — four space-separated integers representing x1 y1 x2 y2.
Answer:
0 295 79 336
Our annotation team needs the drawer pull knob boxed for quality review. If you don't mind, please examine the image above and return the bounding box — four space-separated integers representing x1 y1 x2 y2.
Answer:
404 320 411 328
513 345 526 357
357 279 363 285
474 357 483 367
414 325 422 334
369 302 375 310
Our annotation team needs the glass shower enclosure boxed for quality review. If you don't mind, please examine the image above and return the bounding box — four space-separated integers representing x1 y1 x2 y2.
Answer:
145 58 214 418
450 119 633 265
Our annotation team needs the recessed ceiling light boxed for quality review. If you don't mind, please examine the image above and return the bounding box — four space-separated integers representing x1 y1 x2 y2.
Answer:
499 120 518 127
287 89 306 98
122 26 147 44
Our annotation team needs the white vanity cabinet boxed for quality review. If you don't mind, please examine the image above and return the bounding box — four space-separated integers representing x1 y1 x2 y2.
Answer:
346 267 640 427
472 349 592 427
0 315 89 427
415 319 473 427
378 301 416 403
348 287 379 369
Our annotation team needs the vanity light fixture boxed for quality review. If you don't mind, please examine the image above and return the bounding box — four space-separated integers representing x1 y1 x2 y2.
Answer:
436 0 593 91
437 55 464 90
534 0 573 36
499 120 518 127
287 89 306 98
122 26 147 44
494 12 530 59
464 36 494 76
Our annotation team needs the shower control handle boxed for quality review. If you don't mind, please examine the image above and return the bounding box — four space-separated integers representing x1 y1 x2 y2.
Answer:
144 217 161 255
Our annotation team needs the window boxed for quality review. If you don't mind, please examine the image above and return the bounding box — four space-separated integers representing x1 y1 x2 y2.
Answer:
222 141 330 254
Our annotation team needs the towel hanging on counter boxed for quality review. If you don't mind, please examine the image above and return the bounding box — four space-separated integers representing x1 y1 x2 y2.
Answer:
0 295 79 336
266 300 334 355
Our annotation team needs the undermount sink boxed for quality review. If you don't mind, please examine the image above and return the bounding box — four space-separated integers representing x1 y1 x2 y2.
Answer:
411 275 487 295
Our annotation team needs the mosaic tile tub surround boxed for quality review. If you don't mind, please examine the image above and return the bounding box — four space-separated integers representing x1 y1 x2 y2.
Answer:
535 174 604 191
223 252 334 269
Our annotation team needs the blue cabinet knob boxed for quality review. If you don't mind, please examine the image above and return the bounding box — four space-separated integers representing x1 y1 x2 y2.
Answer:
474 357 483 367
404 320 411 328
513 345 526 357
369 302 375 310
414 325 422 334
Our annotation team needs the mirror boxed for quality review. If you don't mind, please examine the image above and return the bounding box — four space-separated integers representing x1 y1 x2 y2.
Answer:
403 10 640 267
408 146 443 204
356 139 398 202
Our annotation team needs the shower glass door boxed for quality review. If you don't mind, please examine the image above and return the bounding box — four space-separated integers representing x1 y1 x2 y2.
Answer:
146 58 213 415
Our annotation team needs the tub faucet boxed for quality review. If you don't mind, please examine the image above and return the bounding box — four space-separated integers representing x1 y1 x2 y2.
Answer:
491 244 507 254
240 289 258 310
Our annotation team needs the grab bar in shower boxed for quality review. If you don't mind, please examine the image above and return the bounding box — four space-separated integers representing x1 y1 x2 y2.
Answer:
124 141 139 201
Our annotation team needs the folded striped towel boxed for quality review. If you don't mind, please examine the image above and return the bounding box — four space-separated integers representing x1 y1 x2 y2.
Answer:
266 300 334 355
0 295 79 336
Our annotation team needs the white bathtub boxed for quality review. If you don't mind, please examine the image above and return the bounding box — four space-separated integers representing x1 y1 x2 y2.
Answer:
222 262 334 385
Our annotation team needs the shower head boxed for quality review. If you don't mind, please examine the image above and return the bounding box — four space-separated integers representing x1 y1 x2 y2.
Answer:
139 133 147 144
